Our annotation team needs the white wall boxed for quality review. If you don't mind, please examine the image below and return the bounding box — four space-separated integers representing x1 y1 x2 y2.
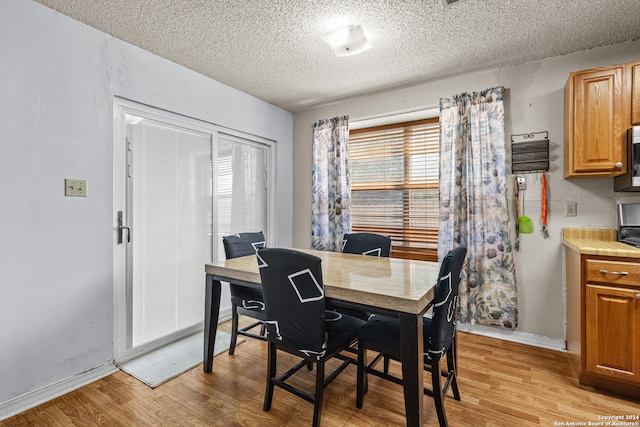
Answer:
0 0 292 409
292 40 640 344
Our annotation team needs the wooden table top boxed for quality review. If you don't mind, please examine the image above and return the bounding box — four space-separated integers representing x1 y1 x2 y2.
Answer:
205 248 440 315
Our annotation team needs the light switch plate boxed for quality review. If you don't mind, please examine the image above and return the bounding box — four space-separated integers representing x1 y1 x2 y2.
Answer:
65 179 87 197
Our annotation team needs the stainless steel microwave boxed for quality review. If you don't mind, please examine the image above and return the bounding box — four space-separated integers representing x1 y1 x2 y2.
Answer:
614 126 640 191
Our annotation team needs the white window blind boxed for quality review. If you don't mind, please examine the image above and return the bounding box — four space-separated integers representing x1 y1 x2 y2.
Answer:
349 118 439 261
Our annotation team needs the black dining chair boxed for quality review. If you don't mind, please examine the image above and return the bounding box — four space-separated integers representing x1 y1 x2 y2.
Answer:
342 232 392 257
257 247 366 427
356 246 467 427
222 231 267 355
338 232 392 321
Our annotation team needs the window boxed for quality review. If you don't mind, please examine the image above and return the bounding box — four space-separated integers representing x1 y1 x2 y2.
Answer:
349 118 439 261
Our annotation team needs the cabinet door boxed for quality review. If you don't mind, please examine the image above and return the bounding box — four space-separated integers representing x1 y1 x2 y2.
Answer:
569 66 625 176
631 62 640 126
585 284 640 384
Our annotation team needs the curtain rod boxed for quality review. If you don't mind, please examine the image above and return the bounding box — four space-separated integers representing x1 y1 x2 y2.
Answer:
351 104 439 123
309 104 439 128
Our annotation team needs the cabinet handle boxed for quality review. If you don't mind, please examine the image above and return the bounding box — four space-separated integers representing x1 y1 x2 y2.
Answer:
636 294 640 300
615 162 623 168
599 269 628 276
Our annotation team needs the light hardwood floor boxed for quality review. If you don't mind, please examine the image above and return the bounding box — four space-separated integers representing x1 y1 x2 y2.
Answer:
3 318 639 426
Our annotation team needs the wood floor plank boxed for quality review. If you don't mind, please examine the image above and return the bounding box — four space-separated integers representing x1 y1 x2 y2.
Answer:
2 318 639 426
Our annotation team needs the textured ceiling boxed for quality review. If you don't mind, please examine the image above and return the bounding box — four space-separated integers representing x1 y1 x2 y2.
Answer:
34 0 640 112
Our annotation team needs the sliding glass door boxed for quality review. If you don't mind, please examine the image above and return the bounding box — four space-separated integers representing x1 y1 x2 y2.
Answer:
128 118 213 347
113 99 273 361
216 134 269 260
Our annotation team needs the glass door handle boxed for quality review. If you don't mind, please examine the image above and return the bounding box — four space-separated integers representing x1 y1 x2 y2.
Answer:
117 211 131 244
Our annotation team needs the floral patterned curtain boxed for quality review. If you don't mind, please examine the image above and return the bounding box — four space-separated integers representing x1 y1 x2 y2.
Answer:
438 87 518 329
311 116 351 251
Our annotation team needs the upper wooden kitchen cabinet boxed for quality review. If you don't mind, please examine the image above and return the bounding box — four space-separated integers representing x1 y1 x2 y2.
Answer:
630 61 640 125
564 65 626 178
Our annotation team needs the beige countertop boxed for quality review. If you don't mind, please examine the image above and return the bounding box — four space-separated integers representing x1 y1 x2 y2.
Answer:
563 228 640 258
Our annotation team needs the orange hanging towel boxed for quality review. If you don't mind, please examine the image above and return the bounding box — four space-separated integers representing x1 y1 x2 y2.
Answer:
540 173 549 239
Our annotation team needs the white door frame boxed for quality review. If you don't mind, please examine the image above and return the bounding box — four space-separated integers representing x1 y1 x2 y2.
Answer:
112 97 275 363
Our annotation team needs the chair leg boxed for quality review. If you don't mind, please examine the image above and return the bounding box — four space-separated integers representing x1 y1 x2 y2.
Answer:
312 360 325 427
383 355 390 374
446 346 460 401
431 359 448 427
229 306 239 355
263 341 277 412
356 343 366 409
260 322 266 336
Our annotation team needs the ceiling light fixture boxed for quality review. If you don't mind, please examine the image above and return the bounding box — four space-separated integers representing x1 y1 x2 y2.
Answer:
441 0 469 6
321 25 371 57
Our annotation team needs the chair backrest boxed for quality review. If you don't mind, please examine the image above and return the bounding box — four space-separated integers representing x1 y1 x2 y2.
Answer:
222 231 266 259
342 232 391 257
257 248 327 359
427 246 467 358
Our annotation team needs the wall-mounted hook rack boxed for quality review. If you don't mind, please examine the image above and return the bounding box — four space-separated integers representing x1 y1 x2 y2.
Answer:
511 131 550 174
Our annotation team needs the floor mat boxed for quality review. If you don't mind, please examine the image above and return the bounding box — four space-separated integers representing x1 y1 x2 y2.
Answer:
118 330 236 387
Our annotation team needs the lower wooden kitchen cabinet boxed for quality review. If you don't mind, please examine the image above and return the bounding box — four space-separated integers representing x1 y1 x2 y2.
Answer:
566 250 640 399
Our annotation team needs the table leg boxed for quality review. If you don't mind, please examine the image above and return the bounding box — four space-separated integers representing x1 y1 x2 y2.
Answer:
203 274 221 372
399 313 424 427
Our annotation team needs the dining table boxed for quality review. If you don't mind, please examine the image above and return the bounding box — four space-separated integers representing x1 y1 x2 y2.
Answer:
203 248 440 427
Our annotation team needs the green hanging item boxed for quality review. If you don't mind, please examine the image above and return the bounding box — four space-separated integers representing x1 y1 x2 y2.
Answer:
515 176 534 235
518 215 534 234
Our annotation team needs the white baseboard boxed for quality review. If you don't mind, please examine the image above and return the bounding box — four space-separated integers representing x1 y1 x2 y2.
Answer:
0 362 117 421
219 307 231 322
457 323 566 352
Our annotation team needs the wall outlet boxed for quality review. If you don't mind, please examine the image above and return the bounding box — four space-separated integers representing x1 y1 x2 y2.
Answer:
566 201 577 217
65 179 87 197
